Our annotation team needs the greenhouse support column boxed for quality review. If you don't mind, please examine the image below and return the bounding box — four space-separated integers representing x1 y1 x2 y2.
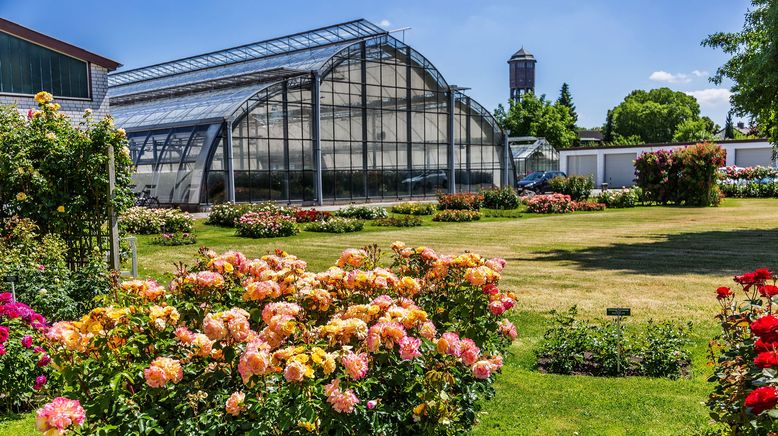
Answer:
312 71 323 205
447 89 456 194
225 119 236 203
503 131 511 187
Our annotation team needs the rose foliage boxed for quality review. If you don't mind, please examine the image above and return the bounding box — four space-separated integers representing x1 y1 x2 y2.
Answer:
43 243 516 434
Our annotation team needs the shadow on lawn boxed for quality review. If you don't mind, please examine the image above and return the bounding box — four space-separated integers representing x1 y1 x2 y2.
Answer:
533 228 778 276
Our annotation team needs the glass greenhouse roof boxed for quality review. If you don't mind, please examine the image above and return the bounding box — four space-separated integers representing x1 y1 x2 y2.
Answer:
111 84 272 130
510 137 551 159
108 19 386 88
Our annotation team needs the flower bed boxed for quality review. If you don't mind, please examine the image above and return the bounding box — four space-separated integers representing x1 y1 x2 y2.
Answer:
373 216 423 227
235 212 298 238
708 268 778 432
432 210 481 222
596 189 640 208
572 200 606 212
525 194 575 214
293 209 333 223
390 202 436 215
333 205 388 220
120 207 194 234
207 202 293 227
42 244 516 434
305 217 364 233
481 188 520 210
437 192 484 210
537 307 691 378
0 293 52 412
152 232 198 246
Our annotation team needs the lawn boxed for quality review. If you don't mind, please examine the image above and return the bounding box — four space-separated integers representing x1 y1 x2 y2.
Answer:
5 198 778 435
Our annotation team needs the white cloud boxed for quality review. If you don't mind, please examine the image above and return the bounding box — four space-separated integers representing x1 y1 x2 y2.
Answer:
379 19 391 28
691 69 708 77
685 88 732 107
649 70 691 84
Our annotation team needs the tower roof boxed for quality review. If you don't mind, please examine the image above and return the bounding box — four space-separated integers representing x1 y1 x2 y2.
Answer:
509 47 535 62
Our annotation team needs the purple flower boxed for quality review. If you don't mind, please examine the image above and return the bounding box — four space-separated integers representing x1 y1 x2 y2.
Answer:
0 344 5 356
33 375 47 390
367 400 377 410
0 325 8 343
21 335 33 348
0 293 12 304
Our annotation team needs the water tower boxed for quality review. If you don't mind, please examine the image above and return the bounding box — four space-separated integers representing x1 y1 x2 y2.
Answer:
509 47 536 100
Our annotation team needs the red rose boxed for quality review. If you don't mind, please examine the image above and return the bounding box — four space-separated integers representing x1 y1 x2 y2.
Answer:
756 338 778 353
482 284 499 296
716 287 733 300
755 351 778 368
751 315 778 339
756 268 774 281
745 386 778 415
760 285 778 297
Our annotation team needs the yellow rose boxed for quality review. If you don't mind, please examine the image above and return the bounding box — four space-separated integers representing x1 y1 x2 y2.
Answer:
34 91 53 104
16 192 27 201
57 205 65 213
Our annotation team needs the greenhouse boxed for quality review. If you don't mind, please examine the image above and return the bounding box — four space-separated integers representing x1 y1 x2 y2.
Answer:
108 19 509 208
509 137 559 179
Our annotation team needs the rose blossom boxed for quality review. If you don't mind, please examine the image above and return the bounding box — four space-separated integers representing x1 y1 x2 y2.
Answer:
341 352 369 380
398 336 422 360
225 391 246 416
745 386 778 415
35 397 85 434
472 360 493 379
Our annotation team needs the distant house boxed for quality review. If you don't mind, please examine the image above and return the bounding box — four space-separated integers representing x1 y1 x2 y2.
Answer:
577 129 604 146
0 18 120 120
714 122 756 140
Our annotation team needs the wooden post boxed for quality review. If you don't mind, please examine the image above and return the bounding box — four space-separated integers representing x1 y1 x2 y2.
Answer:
107 145 120 271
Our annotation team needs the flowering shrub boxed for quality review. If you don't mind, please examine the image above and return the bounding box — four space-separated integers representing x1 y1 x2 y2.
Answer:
373 216 423 227
152 232 197 246
707 268 778 433
481 187 521 209
596 189 640 208
0 217 110 321
437 192 484 210
548 176 593 201
120 207 194 234
306 217 364 233
635 142 725 206
0 293 53 412
571 201 606 212
432 210 482 222
43 243 515 434
390 202 437 215
720 181 778 198
525 194 576 214
0 94 134 267
35 397 85 434
207 202 293 227
536 307 691 378
721 166 778 181
293 209 333 223
235 212 298 238
333 205 388 220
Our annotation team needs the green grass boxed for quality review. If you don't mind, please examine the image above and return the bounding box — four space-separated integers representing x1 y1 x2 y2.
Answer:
6 198 778 434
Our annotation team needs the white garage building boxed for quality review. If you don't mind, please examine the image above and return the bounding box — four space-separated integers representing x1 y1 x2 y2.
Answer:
560 139 774 188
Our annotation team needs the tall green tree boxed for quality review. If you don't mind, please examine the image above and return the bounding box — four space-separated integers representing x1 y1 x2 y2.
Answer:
704 0 778 145
557 83 578 129
724 110 735 139
607 87 702 143
494 92 577 148
603 109 614 143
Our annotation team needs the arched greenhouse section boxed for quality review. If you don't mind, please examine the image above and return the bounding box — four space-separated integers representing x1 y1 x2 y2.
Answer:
109 19 510 209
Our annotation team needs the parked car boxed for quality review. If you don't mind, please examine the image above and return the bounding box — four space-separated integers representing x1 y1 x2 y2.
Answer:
401 171 448 190
515 171 567 194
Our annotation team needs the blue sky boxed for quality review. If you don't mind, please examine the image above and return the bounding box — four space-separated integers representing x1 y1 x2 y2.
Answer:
1 0 749 128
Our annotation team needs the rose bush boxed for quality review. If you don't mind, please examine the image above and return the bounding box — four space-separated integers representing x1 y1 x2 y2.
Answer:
432 210 481 222
206 202 293 227
332 206 388 220
152 232 197 246
43 243 516 434
235 212 298 238
119 207 194 235
708 268 778 433
305 217 364 233
437 193 484 211
390 203 436 216
293 209 332 223
0 293 53 412
525 193 576 214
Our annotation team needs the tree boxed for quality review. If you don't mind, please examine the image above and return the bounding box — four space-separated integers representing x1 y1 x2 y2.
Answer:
607 87 702 143
724 110 735 139
704 0 778 145
495 92 577 148
557 83 578 129
603 109 614 143
672 118 716 142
